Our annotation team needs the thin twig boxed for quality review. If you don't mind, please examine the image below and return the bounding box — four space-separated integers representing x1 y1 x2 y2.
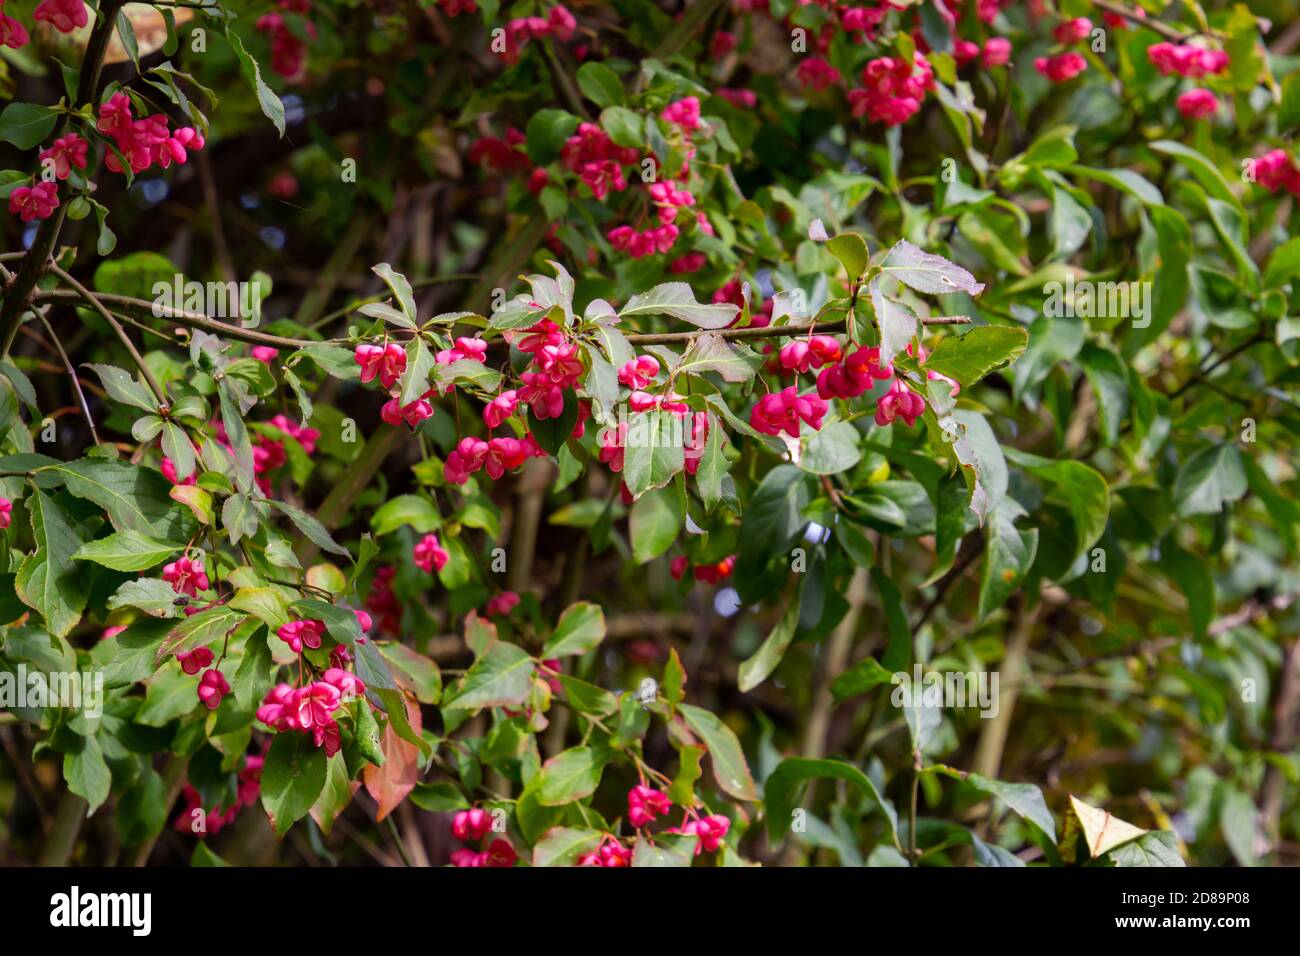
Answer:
48 265 168 408
37 310 99 445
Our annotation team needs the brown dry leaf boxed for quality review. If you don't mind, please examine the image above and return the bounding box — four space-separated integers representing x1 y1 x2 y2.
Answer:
363 693 422 822
1068 795 1148 859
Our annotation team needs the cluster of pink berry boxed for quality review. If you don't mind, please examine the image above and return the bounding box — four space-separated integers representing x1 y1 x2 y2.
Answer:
1147 41 1230 79
665 813 731 854
163 554 210 599
627 784 672 827
449 808 518 866
750 386 829 439
849 54 936 126
257 667 367 757
608 221 680 259
8 129 88 221
670 555 736 585
0 0 87 50
498 4 576 64
256 0 316 82
97 92 206 175
177 647 230 710
1146 42 1230 120
0 497 11 529
413 533 450 574
174 752 264 837
561 121 639 200
437 0 477 17
577 836 633 866
951 37 1010 70
8 181 58 222
468 128 530 174
797 57 842 91
483 590 520 618
779 334 843 375
1252 149 1300 197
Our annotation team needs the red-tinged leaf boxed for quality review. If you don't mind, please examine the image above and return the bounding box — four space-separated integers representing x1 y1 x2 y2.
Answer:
363 693 422 821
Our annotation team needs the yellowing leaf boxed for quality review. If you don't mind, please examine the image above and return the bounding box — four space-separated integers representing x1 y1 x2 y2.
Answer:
1068 795 1147 859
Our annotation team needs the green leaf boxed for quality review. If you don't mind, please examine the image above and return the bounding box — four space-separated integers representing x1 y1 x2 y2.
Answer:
107 578 182 618
576 61 625 108
1173 443 1247 517
1149 140 1244 216
15 489 90 640
370 494 441 535
40 459 180 536
1263 236 1300 289
1108 830 1185 867
525 108 580 164
536 746 610 805
447 641 535 710
1157 538 1215 640
977 500 1038 622
800 421 862 475
261 732 328 837
633 832 699 866
73 530 177 571
764 757 898 842
599 106 643 149
1078 343 1130 445
921 325 1028 387
737 589 801 692
962 771 1056 842
161 422 195 481
733 465 811 602
622 408 686 498
880 239 986 295
629 485 683 564
190 843 231 867
544 676 607 724
695 413 729 511
230 586 292 631
830 656 894 702
87 363 159 412
542 602 606 658
309 753 353 837
676 332 758 382
619 282 738 329
532 826 603 867
156 605 247 664
679 703 757 801
222 492 263 546
371 263 417 323
1017 457 1110 569
228 30 286 136
270 500 348 556
63 735 112 816
398 337 435 407
1065 165 1164 206
826 232 870 280
0 103 58 150
870 284 918 366
406 780 468 815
